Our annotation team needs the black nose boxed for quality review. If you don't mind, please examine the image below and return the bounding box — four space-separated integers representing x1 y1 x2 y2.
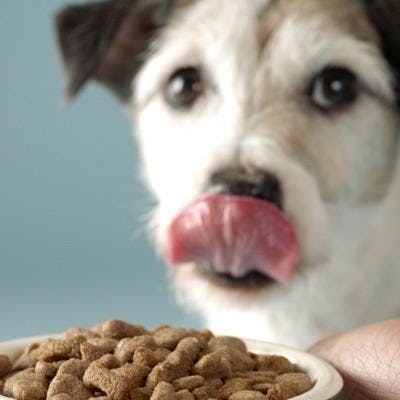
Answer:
205 169 283 210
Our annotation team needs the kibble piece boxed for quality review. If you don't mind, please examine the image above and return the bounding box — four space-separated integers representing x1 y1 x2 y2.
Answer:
235 370 277 384
85 353 120 369
91 320 148 339
150 382 176 400
37 336 86 362
133 347 169 369
193 351 231 379
88 397 112 400
218 378 253 400
252 382 274 394
153 328 193 350
175 337 202 362
146 351 191 389
118 362 152 388
152 325 170 334
155 348 171 359
176 389 194 400
57 359 88 379
206 337 247 354
83 355 123 399
51 394 73 400
35 361 60 379
191 386 208 400
153 327 211 351
130 387 151 400
13 342 40 370
0 355 12 378
255 355 296 374
229 390 266 400
114 335 157 363
198 329 214 343
83 355 150 400
47 373 92 400
87 338 119 354
266 383 296 400
172 375 204 391
204 379 223 391
190 332 208 349
132 347 157 368
3 369 47 400
80 341 107 362
195 347 254 379
146 338 201 389
191 379 222 400
217 346 256 373
275 372 313 395
64 328 100 339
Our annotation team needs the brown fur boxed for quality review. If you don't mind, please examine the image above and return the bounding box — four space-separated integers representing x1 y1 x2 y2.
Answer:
258 0 380 62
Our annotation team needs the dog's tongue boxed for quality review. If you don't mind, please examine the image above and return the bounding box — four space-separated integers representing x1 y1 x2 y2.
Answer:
166 195 300 283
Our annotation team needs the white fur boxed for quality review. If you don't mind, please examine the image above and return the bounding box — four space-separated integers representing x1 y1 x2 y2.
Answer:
131 0 400 347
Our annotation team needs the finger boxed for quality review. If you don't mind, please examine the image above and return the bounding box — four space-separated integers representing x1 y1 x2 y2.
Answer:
309 319 400 400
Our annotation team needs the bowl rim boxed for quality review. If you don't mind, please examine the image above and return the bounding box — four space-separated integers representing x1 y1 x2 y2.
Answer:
0 335 343 400
244 338 343 399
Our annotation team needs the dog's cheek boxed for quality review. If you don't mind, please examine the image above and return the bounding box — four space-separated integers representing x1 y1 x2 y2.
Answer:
310 97 398 203
132 105 212 249
134 107 203 203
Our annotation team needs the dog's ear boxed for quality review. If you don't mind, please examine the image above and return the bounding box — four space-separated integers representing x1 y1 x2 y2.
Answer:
55 0 174 101
363 0 400 97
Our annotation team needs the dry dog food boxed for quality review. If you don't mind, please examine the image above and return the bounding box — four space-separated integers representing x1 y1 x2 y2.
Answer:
0 320 313 400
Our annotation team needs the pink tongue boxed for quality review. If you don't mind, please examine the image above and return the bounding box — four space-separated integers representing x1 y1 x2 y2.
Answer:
166 195 300 283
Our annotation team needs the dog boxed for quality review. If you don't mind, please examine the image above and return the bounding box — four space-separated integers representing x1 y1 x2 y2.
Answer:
55 0 400 348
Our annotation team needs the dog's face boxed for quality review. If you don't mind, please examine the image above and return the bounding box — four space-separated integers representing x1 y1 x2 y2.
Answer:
56 0 400 346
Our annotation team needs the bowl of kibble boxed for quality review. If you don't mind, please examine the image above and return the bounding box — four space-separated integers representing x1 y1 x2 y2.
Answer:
0 320 343 400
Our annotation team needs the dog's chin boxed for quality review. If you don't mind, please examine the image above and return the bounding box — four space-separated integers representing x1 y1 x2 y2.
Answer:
171 262 280 302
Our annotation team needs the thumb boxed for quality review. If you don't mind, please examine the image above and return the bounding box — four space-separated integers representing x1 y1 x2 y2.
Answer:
309 319 400 400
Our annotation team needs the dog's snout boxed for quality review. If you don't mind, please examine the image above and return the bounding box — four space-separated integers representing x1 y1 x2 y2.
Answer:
205 169 283 210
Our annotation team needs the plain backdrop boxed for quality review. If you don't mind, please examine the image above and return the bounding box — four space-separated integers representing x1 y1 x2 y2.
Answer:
0 0 199 341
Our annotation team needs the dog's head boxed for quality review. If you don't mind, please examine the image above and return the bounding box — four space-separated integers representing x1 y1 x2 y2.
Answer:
56 0 400 346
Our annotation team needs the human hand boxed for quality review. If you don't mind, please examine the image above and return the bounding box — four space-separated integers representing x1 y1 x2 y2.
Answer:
309 319 400 400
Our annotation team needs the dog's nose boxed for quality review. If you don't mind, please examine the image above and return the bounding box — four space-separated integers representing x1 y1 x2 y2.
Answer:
205 169 283 210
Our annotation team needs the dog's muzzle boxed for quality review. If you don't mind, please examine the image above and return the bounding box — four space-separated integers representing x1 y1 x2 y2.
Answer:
165 169 301 288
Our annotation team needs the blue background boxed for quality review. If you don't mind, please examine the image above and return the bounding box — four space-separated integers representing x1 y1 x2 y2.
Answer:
0 0 199 340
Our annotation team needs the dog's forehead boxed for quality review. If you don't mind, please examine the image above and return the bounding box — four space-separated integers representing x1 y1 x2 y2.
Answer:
259 0 379 44
173 0 378 46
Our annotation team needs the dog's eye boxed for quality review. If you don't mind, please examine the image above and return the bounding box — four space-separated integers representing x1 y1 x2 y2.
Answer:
164 67 203 109
310 66 358 111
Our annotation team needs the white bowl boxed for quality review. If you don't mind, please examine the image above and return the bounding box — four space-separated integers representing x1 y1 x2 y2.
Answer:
0 335 343 400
